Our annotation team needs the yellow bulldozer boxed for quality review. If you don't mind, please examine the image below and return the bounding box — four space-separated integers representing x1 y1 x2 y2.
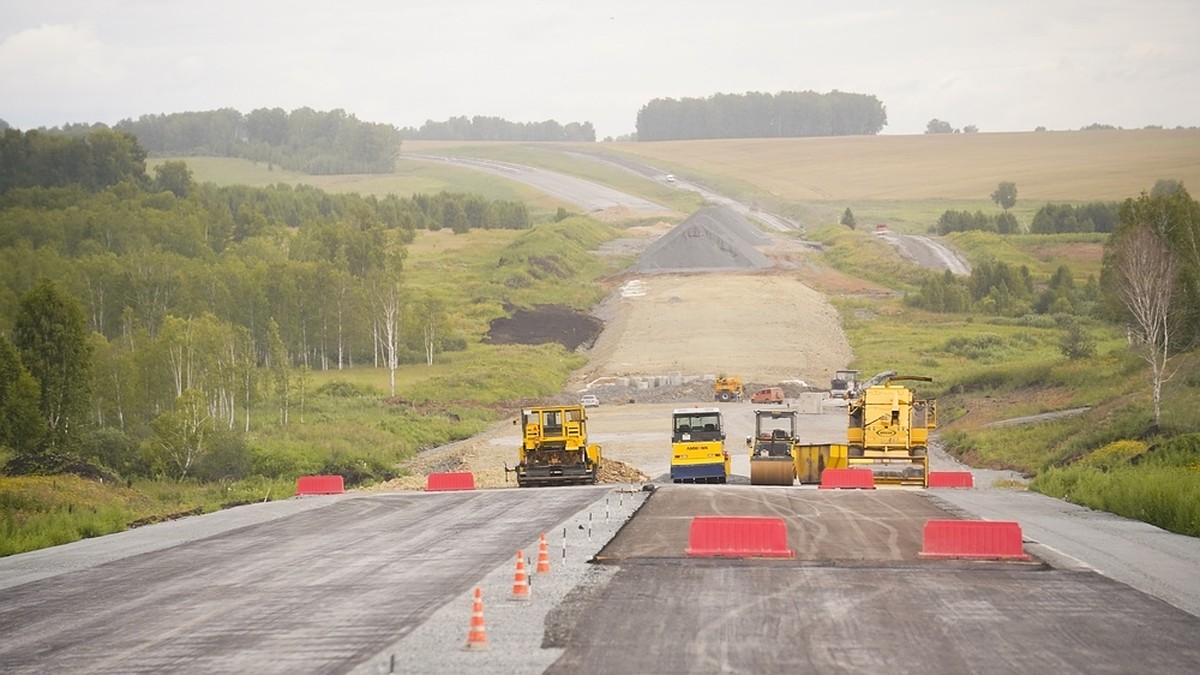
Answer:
508 404 602 487
844 371 936 487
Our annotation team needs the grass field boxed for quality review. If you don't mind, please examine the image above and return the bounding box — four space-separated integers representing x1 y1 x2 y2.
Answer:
152 155 568 216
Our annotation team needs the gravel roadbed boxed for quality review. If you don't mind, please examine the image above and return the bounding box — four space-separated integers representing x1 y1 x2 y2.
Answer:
351 486 650 675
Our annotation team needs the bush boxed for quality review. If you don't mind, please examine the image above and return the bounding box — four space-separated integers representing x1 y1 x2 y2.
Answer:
193 430 252 482
942 333 1010 362
1060 323 1096 360
1079 439 1147 470
316 380 382 398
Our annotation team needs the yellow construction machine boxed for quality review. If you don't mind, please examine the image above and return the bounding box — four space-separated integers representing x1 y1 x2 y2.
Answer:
670 407 730 483
509 404 602 487
713 376 745 402
748 409 800 485
845 371 936 487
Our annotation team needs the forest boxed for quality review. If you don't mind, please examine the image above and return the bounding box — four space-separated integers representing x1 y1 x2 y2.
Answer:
401 115 596 142
38 107 403 175
635 90 888 141
0 127 532 483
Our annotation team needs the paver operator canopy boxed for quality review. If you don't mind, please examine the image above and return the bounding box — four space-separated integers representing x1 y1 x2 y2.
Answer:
510 404 601 487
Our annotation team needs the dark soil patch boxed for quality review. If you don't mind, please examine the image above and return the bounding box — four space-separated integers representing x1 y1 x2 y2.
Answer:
486 304 604 351
3 453 119 483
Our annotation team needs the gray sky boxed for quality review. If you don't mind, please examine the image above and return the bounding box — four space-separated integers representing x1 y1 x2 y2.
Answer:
2 0 1197 139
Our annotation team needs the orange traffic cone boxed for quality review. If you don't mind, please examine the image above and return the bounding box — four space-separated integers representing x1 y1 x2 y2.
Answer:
509 550 531 601
462 587 489 651
536 532 552 574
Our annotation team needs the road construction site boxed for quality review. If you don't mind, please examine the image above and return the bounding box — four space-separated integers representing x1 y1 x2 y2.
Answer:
2 167 1200 673
4 402 1200 673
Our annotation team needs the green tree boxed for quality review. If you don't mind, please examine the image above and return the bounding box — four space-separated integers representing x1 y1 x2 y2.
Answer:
149 387 212 479
1060 322 1096 361
0 336 47 456
1106 186 1200 350
266 318 291 426
153 160 194 198
925 119 954 134
991 182 1018 211
12 279 93 449
840 208 857 230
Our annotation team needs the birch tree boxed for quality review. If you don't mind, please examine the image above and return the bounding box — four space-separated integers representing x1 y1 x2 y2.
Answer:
370 275 404 397
150 387 212 480
1112 222 1178 429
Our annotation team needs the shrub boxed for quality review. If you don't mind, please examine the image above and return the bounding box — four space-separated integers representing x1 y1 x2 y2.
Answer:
1079 439 1147 470
316 380 382 398
942 333 1010 362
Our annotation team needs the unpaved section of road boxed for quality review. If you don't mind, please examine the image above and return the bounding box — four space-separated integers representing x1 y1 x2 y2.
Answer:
578 272 852 385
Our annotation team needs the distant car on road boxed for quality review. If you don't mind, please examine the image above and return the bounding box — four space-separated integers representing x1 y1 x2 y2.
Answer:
581 394 600 408
665 174 676 183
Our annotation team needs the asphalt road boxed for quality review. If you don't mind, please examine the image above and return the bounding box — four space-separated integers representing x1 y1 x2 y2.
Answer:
546 486 1200 674
0 488 606 674
546 563 1200 675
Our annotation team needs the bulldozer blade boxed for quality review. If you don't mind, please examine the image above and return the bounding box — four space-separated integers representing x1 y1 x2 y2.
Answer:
750 459 795 486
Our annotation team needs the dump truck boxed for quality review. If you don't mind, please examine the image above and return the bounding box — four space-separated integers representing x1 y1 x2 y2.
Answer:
844 371 936 487
747 409 800 485
670 407 729 483
829 369 860 400
713 376 745 402
509 404 601 487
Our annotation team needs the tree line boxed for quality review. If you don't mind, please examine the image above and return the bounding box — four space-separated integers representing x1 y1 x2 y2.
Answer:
909 185 1200 357
635 90 888 141
0 129 532 478
44 107 403 175
401 115 596 142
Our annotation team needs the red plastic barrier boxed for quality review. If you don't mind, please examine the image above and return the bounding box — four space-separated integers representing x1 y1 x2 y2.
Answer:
295 475 345 495
928 471 975 488
685 516 794 558
426 472 476 492
818 468 876 489
918 519 1032 561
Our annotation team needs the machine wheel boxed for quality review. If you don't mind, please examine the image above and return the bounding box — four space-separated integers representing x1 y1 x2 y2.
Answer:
718 391 732 402
913 446 927 456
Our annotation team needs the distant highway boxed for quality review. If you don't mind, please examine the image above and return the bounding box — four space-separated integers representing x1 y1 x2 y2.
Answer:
406 154 668 215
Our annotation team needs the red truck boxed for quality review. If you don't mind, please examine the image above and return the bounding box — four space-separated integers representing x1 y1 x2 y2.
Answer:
750 387 785 404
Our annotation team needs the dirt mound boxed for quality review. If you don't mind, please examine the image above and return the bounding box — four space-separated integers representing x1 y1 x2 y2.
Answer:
597 458 650 483
486 304 604 350
633 206 772 272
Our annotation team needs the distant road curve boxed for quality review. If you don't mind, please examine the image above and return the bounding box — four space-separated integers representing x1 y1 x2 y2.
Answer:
879 231 973 275
406 154 669 215
561 149 802 233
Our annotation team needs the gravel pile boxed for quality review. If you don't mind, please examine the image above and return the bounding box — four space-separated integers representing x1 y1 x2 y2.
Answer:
350 487 650 674
632 206 772 272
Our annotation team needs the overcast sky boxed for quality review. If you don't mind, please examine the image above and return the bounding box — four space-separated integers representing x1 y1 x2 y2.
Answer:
2 0 1197 139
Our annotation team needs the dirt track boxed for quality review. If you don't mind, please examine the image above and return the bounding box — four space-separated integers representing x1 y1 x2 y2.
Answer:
578 272 852 385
